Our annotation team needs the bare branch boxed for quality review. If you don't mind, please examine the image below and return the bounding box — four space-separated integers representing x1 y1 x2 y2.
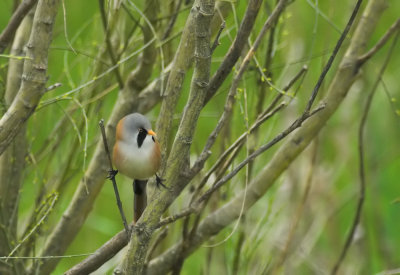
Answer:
331 29 399 275
190 0 289 176
204 0 263 104
65 226 131 275
0 0 60 156
162 0 184 40
0 0 38 54
0 9 35 273
197 104 325 204
157 206 198 228
99 119 130 237
98 0 124 89
191 65 307 188
210 21 225 54
357 17 400 66
304 0 363 113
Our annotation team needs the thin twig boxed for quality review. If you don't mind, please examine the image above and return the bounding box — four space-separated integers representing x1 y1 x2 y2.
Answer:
191 65 308 194
204 0 264 104
210 21 225 54
6 193 58 261
192 102 285 198
304 0 363 113
99 0 124 89
1 253 94 260
162 0 184 40
263 65 308 116
45 82 62 92
157 206 198 228
198 104 325 204
169 104 324 233
61 0 76 54
357 18 400 66
98 119 130 237
331 30 399 275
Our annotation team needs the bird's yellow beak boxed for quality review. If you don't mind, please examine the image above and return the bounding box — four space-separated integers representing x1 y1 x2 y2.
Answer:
147 129 157 137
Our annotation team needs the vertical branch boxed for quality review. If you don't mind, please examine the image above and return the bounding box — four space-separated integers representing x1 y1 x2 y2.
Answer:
0 8 35 275
155 0 198 165
0 0 60 156
118 0 215 273
98 119 130 237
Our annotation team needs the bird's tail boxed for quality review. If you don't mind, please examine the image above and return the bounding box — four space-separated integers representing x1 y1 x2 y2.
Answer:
133 179 147 223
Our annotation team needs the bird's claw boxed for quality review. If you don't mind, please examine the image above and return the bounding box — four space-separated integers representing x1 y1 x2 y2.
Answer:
156 174 168 189
107 169 118 180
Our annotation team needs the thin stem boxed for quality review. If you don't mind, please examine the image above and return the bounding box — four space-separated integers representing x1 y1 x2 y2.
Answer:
162 0 184 40
357 18 400 66
98 119 130 237
304 0 363 113
198 104 325 204
210 21 225 54
98 0 124 89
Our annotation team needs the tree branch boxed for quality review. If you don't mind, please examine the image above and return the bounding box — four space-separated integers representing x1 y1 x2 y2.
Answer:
331 28 399 275
204 0 263 105
0 8 34 275
304 0 364 113
357 17 400 66
119 0 215 273
0 0 60 156
0 0 38 54
98 0 124 89
64 225 131 275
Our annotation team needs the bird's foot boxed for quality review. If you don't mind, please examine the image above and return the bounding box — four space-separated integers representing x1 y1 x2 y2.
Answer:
107 169 118 180
155 174 168 189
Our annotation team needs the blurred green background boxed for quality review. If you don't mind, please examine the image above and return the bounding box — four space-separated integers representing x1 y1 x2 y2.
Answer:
1 0 399 274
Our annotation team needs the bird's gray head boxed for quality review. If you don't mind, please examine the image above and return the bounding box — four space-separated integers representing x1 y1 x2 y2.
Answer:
123 113 152 136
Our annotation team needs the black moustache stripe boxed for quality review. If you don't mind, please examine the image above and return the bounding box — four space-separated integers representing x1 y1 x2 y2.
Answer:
137 129 147 148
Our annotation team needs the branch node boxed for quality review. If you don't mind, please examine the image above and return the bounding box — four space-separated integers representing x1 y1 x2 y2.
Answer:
194 80 208 88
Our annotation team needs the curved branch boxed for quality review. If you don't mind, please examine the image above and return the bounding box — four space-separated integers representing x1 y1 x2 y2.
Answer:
0 0 38 54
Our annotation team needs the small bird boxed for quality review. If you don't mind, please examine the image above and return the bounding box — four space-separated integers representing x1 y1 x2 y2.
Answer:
113 113 163 222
